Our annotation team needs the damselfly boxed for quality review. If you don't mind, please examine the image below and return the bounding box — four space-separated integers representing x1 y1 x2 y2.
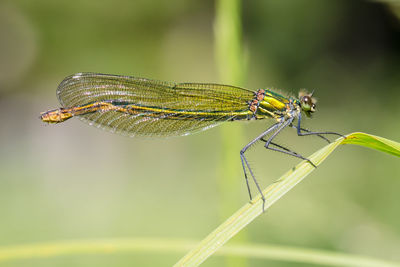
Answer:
40 73 343 208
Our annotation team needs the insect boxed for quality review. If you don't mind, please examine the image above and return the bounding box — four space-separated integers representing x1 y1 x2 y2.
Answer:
40 73 343 209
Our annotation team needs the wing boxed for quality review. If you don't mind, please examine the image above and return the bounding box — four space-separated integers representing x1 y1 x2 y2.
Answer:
56 73 254 137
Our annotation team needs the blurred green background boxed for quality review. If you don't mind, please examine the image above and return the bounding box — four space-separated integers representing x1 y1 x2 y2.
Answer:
1 0 400 266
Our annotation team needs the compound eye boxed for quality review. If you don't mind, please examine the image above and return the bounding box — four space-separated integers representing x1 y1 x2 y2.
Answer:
311 103 316 112
303 96 312 105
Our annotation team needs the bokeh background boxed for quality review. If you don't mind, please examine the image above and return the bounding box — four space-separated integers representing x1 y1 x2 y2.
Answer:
1 0 399 266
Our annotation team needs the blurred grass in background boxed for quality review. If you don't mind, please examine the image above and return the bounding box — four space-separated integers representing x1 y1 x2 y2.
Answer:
0 0 399 266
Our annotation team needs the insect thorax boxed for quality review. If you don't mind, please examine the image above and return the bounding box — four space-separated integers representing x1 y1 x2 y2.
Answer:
249 89 296 121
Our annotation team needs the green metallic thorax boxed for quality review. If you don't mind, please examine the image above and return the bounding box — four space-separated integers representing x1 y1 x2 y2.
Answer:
254 89 291 120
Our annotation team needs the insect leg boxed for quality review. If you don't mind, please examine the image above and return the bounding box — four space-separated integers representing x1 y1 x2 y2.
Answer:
262 138 317 168
290 124 331 143
240 122 281 205
296 113 345 139
262 117 317 168
261 139 300 156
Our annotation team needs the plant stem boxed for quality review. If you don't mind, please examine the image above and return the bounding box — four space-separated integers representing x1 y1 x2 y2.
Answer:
214 0 247 266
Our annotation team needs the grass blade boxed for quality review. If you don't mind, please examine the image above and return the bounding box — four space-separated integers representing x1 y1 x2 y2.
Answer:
0 239 399 267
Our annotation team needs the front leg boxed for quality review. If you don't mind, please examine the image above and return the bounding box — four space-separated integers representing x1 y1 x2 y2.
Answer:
296 113 345 140
290 124 331 143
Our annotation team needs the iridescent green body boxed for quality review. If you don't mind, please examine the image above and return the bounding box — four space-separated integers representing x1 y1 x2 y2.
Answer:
42 73 299 137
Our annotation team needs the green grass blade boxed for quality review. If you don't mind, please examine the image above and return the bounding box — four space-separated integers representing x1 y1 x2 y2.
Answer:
174 132 400 266
341 132 400 157
0 239 399 267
